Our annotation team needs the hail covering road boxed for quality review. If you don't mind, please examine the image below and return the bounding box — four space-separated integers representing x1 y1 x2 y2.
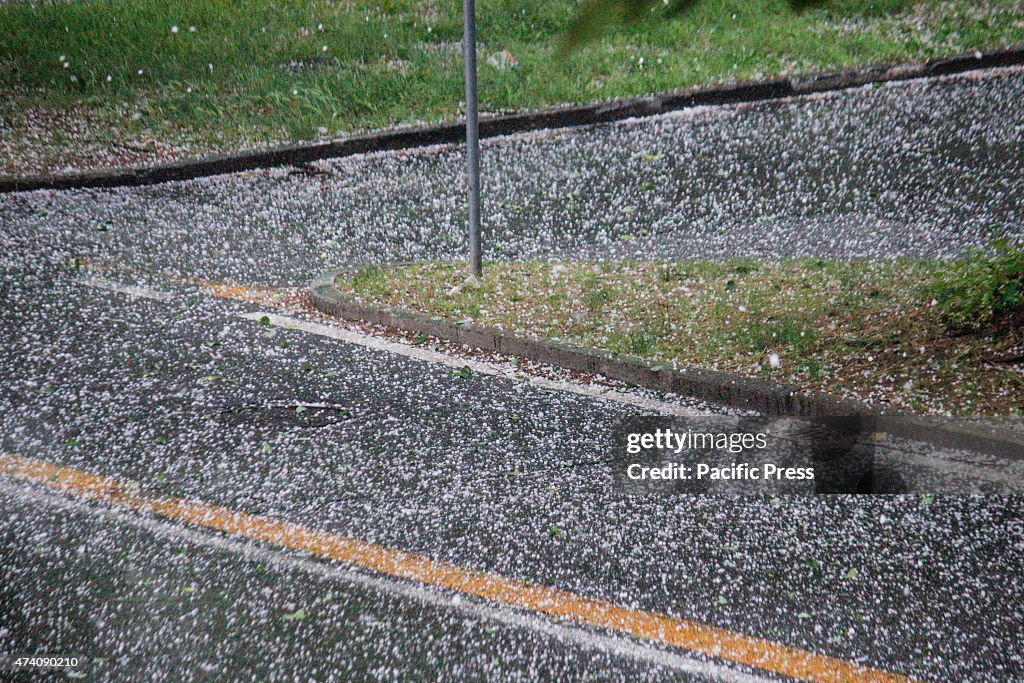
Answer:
0 66 1023 681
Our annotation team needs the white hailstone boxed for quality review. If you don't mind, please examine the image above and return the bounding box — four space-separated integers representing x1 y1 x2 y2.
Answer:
903 379 914 391
738 305 747 312
292 89 298 95
427 26 432 33
318 23 323 30
189 26 197 32
322 45 328 52
768 353 781 368
186 86 192 93
171 25 179 34
59 55 66 62
106 75 112 81
63 62 70 69
138 69 144 74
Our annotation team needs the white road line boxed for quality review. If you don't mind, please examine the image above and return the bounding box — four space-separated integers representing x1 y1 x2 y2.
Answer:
0 480 772 683
82 277 174 302
78 283 1019 486
875 445 1024 489
240 314 1024 489
239 311 718 419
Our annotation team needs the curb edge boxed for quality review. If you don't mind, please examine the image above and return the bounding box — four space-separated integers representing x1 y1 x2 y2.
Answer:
3 45 1024 193
308 270 1024 460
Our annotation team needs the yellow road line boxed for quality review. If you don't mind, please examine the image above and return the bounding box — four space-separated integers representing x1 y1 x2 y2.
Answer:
203 282 283 302
0 452 914 683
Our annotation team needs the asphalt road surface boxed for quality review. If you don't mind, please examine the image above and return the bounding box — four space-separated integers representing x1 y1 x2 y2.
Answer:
1 66 1023 682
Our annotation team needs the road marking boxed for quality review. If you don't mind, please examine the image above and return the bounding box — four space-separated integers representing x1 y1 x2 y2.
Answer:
82 277 174 302
238 314 1024 488
80 276 1023 486
876 444 1024 489
81 271 716 419
0 452 915 683
0 480 772 683
204 282 286 304
240 311 717 420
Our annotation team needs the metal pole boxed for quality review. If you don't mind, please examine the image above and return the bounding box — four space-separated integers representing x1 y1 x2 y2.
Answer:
463 0 482 278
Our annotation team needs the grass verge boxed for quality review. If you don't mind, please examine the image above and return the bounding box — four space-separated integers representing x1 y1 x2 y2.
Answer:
336 253 1024 418
3 0 1024 174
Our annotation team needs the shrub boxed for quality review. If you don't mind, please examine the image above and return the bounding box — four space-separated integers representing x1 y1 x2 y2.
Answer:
928 240 1024 331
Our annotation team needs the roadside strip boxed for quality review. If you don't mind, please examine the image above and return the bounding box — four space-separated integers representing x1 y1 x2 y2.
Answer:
80 276 718 419
239 311 713 419
2 47 1022 193
80 275 1024 488
0 451 916 683
308 271 1024 460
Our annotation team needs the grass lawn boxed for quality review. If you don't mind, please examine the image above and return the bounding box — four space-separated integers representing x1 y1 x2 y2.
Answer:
336 253 1024 418
3 0 1024 174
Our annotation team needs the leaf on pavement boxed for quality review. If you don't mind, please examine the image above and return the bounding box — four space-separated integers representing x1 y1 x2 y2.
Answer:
283 608 306 621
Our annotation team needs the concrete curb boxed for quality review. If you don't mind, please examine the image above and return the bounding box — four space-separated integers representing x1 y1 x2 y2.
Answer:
309 270 1024 460
3 45 1024 194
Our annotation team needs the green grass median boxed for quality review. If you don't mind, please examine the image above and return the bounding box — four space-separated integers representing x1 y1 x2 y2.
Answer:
338 249 1024 417
3 0 1024 173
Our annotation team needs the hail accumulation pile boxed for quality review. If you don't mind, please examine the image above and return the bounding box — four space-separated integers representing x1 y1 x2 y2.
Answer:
0 66 1023 681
